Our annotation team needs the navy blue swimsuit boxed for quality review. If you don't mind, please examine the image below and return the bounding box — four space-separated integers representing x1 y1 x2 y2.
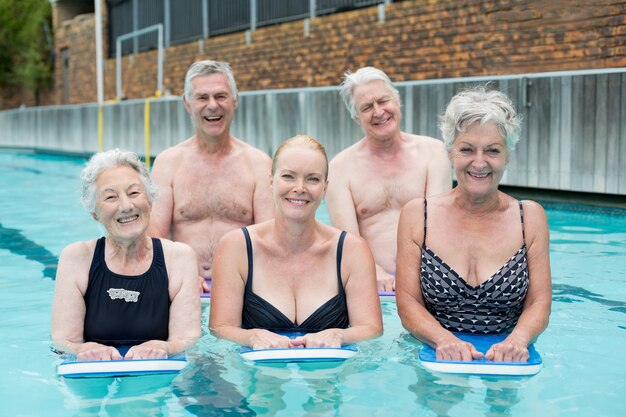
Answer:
83 237 170 346
241 227 349 332
420 200 529 334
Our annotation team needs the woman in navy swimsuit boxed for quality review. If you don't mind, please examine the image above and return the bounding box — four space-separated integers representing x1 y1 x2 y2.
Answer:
210 135 382 349
396 87 552 362
51 149 201 361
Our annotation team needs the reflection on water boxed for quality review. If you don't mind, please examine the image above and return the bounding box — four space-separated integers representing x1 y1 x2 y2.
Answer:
173 351 257 416
59 373 183 416
183 335 352 416
396 334 523 417
553 283 626 312
0 223 58 279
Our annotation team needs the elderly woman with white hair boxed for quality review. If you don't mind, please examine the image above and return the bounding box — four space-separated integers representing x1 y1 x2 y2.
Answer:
51 149 201 361
396 86 552 362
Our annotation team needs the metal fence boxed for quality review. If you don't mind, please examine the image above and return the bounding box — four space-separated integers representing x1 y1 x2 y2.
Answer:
1 68 625 195
108 0 392 55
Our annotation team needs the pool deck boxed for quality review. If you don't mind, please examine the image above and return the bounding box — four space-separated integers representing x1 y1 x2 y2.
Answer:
501 185 626 213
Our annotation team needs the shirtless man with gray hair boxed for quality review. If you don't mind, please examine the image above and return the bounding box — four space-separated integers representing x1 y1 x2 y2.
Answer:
326 66 451 292
149 60 273 292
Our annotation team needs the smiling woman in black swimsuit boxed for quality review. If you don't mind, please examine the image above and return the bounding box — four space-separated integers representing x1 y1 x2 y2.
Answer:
209 135 382 349
396 86 552 363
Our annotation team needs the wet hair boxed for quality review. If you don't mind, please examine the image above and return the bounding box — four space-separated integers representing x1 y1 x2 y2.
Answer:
439 85 522 155
183 60 238 101
271 135 329 180
339 66 401 119
80 149 157 213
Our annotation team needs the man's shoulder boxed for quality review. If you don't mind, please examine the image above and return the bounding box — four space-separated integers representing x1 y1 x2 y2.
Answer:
329 139 365 167
404 132 445 148
154 138 194 163
402 133 447 157
233 138 271 162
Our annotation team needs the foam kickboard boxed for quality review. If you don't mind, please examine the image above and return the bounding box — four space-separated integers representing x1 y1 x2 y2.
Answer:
418 333 542 376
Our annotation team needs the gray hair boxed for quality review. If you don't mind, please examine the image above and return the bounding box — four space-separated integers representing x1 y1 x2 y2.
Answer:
80 149 157 213
183 60 238 101
339 66 401 119
439 85 522 155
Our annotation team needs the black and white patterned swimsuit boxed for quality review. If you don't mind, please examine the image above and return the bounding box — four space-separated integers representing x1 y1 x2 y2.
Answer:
420 200 529 334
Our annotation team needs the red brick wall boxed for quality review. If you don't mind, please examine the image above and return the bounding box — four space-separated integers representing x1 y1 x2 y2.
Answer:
53 13 98 105
3 0 625 109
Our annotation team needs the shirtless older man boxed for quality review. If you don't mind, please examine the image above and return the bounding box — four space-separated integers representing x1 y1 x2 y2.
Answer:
326 67 451 292
149 60 273 292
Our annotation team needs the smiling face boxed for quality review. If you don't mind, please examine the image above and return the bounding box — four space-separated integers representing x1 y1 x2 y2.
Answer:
184 72 237 141
93 165 152 242
353 79 402 141
450 121 507 199
271 145 328 222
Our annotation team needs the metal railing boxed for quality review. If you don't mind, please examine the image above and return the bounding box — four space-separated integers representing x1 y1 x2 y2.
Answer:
115 24 164 98
109 0 394 55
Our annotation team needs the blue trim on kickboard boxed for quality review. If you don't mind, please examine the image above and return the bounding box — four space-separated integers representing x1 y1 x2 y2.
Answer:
418 333 542 366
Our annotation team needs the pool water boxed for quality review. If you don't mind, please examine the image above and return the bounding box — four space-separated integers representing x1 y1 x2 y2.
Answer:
1 151 625 417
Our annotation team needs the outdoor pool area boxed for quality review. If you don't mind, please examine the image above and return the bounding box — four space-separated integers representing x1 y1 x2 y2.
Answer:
1 150 625 417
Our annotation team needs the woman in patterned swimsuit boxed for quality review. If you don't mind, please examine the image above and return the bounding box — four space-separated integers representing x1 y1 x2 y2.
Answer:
210 135 382 349
396 86 552 362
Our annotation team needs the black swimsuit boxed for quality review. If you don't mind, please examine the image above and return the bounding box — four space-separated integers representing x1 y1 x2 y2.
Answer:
241 227 349 333
83 237 170 346
420 200 529 334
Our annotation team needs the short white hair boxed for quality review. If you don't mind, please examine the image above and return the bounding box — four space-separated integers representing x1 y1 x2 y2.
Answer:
439 85 522 154
80 149 157 213
184 60 238 101
339 66 400 119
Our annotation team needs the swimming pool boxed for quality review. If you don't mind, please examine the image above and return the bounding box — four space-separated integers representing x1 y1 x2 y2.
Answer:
1 150 625 417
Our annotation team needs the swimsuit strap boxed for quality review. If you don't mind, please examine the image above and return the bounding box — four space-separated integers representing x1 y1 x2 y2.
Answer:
518 200 526 244
150 237 165 269
423 199 428 247
241 227 254 291
88 236 106 278
336 231 347 295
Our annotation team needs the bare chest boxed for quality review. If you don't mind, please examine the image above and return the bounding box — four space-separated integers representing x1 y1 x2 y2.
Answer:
172 160 255 224
351 165 427 220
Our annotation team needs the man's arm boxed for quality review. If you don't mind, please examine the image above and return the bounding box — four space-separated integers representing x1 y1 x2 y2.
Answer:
425 140 452 197
326 158 360 236
250 150 274 223
164 241 202 353
148 153 175 238
327 156 395 291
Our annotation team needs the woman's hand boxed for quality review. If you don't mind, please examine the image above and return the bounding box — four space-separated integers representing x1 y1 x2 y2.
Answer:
435 335 484 362
124 340 169 359
76 342 123 361
249 329 292 350
290 330 342 348
485 336 529 362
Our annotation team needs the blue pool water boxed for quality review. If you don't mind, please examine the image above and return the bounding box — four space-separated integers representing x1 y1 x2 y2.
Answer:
1 150 625 416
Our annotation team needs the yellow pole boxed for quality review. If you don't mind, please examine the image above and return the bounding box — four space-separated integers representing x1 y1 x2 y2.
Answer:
97 104 104 152
144 98 152 168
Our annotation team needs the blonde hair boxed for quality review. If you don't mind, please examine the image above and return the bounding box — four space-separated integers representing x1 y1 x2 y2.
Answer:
271 135 329 180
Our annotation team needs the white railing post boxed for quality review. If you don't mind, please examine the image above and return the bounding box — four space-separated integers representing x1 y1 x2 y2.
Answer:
116 24 165 99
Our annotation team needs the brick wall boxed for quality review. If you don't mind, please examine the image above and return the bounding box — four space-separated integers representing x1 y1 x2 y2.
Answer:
3 0 625 109
54 13 98 104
